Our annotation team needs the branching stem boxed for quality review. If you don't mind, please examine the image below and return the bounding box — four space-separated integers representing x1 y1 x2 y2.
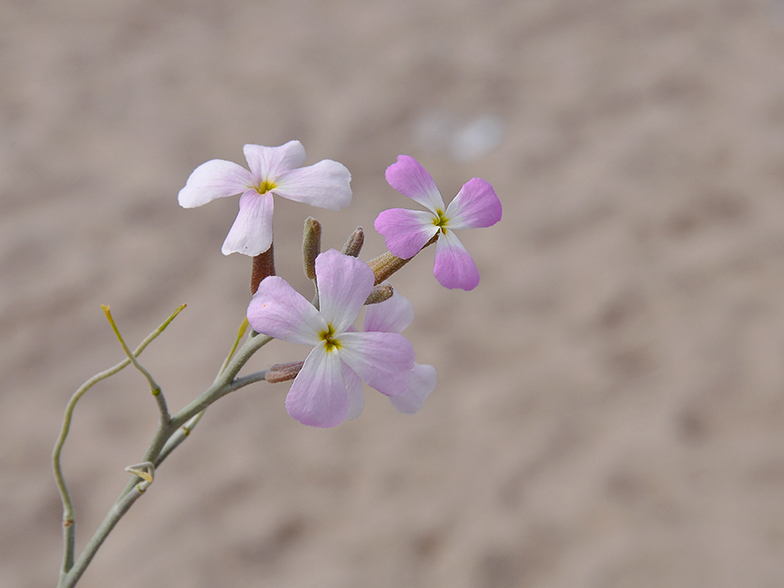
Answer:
53 307 273 588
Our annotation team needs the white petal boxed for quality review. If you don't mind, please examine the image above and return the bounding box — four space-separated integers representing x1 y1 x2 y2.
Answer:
364 292 414 334
343 364 365 420
221 191 274 256
273 160 352 210
178 159 255 208
316 250 375 333
338 331 414 397
285 345 348 427
390 363 437 414
247 276 324 345
243 141 306 181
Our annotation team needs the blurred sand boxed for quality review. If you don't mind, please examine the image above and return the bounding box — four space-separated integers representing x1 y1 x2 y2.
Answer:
3 0 784 586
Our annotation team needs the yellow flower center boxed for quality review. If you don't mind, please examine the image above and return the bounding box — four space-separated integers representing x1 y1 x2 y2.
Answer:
256 179 276 194
433 209 449 234
319 324 341 352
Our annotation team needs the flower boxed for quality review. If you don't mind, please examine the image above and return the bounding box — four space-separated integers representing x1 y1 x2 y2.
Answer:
247 249 414 427
374 155 502 290
178 141 352 256
363 292 437 415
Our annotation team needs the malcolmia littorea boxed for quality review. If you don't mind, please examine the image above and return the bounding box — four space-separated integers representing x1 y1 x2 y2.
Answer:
53 140 501 587
179 141 502 426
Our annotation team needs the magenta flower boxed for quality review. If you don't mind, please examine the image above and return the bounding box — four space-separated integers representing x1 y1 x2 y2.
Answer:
178 141 352 256
375 155 502 290
247 249 415 428
363 292 437 415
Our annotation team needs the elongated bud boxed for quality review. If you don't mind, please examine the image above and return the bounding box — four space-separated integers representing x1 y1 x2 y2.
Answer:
341 227 364 257
365 282 394 305
251 244 275 294
303 217 322 280
266 361 304 383
367 251 412 285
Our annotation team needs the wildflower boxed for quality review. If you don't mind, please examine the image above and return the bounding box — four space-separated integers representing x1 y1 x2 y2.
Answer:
363 292 437 415
178 141 351 256
375 155 501 290
247 249 414 427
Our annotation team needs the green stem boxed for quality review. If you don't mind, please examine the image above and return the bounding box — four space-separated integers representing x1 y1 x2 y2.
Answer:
59 330 272 588
102 305 170 424
53 304 185 586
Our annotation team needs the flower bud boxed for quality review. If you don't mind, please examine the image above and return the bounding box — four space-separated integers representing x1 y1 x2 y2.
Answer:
265 361 304 383
341 227 364 257
302 217 322 280
364 283 394 305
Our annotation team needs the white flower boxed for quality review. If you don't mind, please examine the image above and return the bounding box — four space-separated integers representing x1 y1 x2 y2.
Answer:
179 141 351 256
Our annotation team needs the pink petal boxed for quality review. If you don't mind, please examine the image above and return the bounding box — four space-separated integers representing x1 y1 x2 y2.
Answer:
285 345 348 427
178 159 255 208
247 276 325 345
364 292 414 334
274 160 352 210
343 364 365 420
338 331 414 397
390 363 437 415
433 231 480 290
374 208 439 259
445 178 502 230
385 155 445 213
243 141 306 182
221 191 275 256
316 250 375 333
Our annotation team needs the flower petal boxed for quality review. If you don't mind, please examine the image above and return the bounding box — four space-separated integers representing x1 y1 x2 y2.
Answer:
338 331 414 397
273 160 352 210
364 292 414 334
390 363 437 415
221 191 275 256
375 208 439 259
445 178 502 230
433 231 480 290
247 276 325 345
316 250 375 333
343 363 365 420
385 155 445 213
285 345 348 427
243 141 306 182
178 159 255 208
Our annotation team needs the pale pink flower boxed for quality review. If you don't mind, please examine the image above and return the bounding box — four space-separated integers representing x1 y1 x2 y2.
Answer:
247 249 414 427
375 155 501 290
179 141 351 256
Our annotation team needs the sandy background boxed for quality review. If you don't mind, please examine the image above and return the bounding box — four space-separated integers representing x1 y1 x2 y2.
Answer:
3 0 784 586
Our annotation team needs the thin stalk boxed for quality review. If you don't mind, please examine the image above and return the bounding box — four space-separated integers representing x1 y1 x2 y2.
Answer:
102 305 170 425
60 330 273 588
53 304 185 585
156 318 250 467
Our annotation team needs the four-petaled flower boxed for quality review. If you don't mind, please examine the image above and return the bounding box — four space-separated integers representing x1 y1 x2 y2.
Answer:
375 155 502 290
178 141 352 256
247 249 415 428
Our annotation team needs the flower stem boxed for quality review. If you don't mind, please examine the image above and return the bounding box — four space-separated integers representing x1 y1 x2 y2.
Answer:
251 244 276 294
155 317 250 467
368 235 437 284
53 304 185 587
58 326 273 587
